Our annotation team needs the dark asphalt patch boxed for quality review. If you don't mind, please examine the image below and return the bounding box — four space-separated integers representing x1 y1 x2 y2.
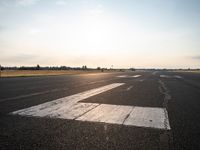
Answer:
163 77 200 150
0 81 118 114
82 78 164 108
0 114 163 150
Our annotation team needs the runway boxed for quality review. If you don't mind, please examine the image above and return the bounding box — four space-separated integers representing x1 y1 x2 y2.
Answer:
0 71 200 149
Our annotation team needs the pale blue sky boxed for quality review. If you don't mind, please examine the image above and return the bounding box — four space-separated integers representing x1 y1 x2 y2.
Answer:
0 0 200 68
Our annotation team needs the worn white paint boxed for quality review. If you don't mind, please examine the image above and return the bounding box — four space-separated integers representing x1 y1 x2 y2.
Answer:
51 103 99 119
160 75 171 78
116 75 128 78
77 104 133 124
124 107 170 130
12 83 124 116
126 86 133 91
174 75 182 79
11 82 170 130
132 75 141 78
160 75 182 79
152 71 157 75
117 75 141 78
77 105 170 130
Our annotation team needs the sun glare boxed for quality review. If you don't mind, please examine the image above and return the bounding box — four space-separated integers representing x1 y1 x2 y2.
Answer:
80 13 115 52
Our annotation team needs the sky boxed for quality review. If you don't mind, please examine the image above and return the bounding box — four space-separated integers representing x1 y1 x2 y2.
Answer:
0 0 200 69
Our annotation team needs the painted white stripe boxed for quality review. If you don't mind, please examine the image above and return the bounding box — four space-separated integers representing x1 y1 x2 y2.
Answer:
11 82 170 130
77 105 170 130
126 86 133 91
117 75 128 78
174 75 182 79
152 71 157 75
12 83 124 117
51 103 99 119
117 75 141 78
77 104 133 124
160 75 182 79
132 75 141 78
124 107 170 130
160 75 171 78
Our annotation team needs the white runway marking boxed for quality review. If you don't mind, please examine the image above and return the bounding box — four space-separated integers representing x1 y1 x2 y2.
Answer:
78 105 170 130
160 75 171 78
132 75 141 78
77 104 133 124
12 83 124 117
160 75 183 79
152 71 157 75
11 83 170 130
124 107 170 130
174 75 182 79
117 75 141 78
117 75 128 78
126 86 133 91
51 103 99 119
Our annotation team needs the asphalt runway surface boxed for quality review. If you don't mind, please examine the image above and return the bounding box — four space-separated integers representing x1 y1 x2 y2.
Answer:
0 71 200 150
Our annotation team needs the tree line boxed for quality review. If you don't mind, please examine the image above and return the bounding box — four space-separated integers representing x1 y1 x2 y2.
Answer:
0 65 111 71
0 64 145 72
0 65 88 70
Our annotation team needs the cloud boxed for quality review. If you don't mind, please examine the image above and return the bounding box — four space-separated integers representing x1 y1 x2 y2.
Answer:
0 53 41 66
89 9 104 14
15 54 38 60
28 28 41 35
191 55 200 60
16 0 39 6
55 0 68 5
89 4 104 14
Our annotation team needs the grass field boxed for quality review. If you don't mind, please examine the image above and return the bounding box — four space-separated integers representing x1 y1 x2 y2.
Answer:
0 70 110 77
173 70 200 74
186 70 200 73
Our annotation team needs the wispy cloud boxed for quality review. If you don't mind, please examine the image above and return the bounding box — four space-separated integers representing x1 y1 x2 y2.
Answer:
191 55 200 60
55 0 68 6
14 54 38 60
89 4 104 14
28 28 41 35
0 53 39 64
16 0 39 6
90 9 104 14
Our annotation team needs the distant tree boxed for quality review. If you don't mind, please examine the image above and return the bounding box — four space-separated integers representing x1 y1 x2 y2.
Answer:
97 67 101 70
130 68 135 71
82 65 87 70
0 65 4 70
60 66 70 70
0 65 1 77
36 64 40 70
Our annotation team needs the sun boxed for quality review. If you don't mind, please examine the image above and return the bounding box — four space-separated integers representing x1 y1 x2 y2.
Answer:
79 13 115 52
